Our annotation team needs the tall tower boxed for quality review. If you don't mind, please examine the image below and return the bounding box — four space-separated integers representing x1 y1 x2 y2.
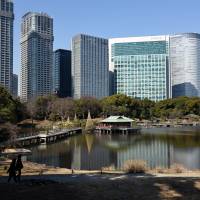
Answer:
0 0 14 92
72 34 109 99
53 49 72 98
170 33 200 97
20 12 54 102
12 73 18 98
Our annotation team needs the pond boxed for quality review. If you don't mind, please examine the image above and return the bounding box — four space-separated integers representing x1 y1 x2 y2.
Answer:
27 126 200 170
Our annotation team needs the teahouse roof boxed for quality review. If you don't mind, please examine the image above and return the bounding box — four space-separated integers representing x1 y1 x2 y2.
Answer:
101 116 134 123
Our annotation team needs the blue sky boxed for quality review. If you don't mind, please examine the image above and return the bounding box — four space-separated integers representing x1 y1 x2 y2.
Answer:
14 0 200 75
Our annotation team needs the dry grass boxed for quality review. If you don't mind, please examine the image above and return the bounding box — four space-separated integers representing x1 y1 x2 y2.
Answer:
0 159 198 178
0 160 71 176
154 183 182 199
155 164 186 174
101 165 115 171
154 167 166 174
123 160 148 174
170 164 186 173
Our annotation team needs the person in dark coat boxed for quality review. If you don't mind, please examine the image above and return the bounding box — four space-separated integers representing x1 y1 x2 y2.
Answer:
16 154 23 182
7 158 17 183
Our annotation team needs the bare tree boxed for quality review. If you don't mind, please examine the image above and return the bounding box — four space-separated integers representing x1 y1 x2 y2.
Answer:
26 101 36 135
51 98 75 121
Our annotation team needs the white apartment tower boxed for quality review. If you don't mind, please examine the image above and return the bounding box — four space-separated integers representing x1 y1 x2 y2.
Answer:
0 0 14 92
20 12 53 101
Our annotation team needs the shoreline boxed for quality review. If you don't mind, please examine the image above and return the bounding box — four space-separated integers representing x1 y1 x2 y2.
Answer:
1 160 200 200
1 160 200 178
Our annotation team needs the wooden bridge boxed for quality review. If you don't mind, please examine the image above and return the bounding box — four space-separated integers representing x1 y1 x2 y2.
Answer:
16 128 82 146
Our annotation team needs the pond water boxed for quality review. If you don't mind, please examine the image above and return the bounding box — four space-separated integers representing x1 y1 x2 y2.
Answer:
27 127 200 170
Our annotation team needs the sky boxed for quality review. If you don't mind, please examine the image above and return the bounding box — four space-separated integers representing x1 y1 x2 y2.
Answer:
14 0 200 75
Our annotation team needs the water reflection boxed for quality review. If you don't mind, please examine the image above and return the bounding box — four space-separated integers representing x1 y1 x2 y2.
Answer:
28 127 200 170
173 148 200 170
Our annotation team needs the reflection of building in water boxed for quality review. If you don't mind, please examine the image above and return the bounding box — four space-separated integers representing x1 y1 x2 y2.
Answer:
71 146 81 169
116 140 174 169
71 134 115 170
29 136 115 170
58 151 73 169
28 134 200 171
71 136 175 170
71 145 115 170
30 148 60 167
173 148 200 170
29 142 73 168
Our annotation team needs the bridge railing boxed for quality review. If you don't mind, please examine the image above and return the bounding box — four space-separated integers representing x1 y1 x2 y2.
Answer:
17 127 82 139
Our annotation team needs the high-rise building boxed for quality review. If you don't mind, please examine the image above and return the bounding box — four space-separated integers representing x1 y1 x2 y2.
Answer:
72 34 109 99
109 71 114 96
0 0 14 92
53 49 72 98
20 12 54 102
170 33 200 97
109 36 171 101
12 73 18 98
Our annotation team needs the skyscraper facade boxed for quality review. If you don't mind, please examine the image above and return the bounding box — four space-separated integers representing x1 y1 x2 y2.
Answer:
109 36 171 101
20 12 53 102
12 73 18 98
53 49 72 98
109 71 114 96
72 34 109 99
0 0 14 92
170 33 200 97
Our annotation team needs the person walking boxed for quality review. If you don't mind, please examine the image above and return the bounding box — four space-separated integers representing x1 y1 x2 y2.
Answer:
16 154 23 182
7 158 17 183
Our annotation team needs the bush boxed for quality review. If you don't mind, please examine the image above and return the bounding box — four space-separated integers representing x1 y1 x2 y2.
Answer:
170 164 186 173
0 86 26 123
123 160 147 173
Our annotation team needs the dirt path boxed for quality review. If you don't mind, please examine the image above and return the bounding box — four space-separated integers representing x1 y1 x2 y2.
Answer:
1 160 200 199
0 174 200 200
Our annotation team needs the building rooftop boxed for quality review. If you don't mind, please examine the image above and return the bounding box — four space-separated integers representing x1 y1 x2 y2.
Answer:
72 33 108 41
101 116 134 123
22 12 52 19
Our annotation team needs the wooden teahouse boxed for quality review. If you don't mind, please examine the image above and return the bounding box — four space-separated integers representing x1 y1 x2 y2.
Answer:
96 116 140 134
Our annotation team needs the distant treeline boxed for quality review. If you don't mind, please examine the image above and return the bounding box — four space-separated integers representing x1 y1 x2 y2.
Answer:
1 85 200 124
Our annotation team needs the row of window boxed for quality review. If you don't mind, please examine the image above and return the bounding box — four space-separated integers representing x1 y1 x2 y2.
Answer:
1 0 13 12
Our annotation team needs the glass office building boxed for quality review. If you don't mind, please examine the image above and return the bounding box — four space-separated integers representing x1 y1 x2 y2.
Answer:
72 34 109 99
12 73 18 98
170 33 200 97
109 36 171 101
53 49 72 98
